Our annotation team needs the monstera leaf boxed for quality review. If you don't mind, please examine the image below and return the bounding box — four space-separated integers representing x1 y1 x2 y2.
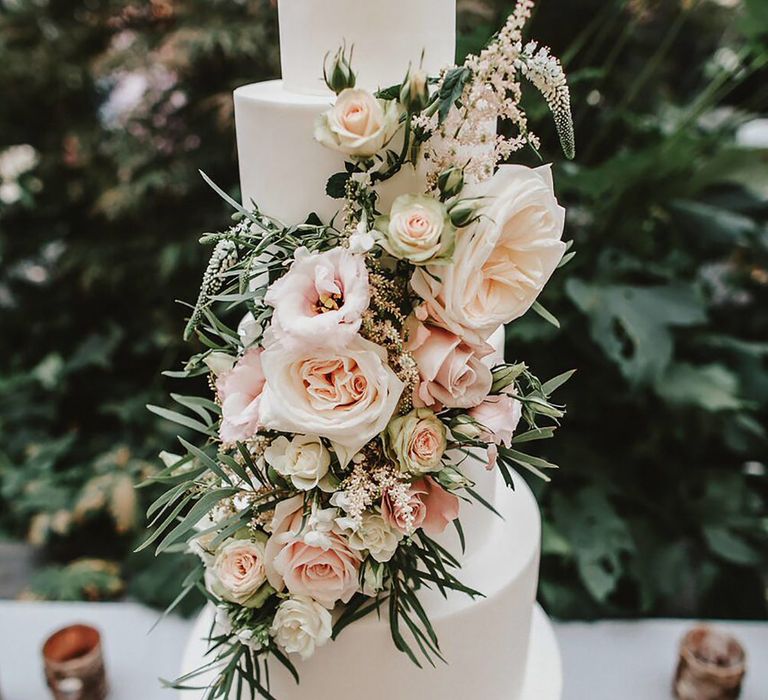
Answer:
566 280 707 384
655 362 745 412
552 487 635 602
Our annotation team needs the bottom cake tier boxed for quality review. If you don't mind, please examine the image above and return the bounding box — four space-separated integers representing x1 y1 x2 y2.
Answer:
179 472 562 700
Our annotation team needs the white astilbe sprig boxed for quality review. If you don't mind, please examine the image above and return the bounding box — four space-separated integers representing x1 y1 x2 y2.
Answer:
418 0 574 187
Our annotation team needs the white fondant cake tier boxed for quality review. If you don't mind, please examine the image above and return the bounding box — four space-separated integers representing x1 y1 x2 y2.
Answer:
180 471 558 700
278 0 456 95
233 81 427 225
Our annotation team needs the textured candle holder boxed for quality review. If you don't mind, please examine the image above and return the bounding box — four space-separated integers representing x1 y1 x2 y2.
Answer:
42 624 108 700
674 625 746 700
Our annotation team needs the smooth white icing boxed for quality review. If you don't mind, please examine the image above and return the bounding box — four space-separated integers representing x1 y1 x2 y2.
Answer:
234 81 429 224
278 0 456 95
180 472 548 700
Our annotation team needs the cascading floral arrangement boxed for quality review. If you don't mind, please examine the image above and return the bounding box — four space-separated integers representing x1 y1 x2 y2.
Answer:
144 5 575 697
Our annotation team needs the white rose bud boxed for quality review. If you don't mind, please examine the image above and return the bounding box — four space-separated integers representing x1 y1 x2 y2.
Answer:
437 166 465 200
270 596 333 660
208 538 270 607
399 68 429 113
324 46 356 94
374 194 455 265
361 560 386 596
347 512 402 563
264 435 333 492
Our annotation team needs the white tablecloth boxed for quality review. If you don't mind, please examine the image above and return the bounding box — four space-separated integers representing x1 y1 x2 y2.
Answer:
0 601 766 699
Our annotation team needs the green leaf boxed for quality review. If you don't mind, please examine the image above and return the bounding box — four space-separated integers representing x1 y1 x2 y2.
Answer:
655 363 744 412
552 488 634 602
326 172 350 199
566 280 707 384
147 405 214 436
438 66 471 123
531 301 561 328
703 527 762 566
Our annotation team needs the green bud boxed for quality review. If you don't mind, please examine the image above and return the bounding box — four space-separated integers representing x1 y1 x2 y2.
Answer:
448 413 483 442
436 465 473 490
491 363 527 393
399 68 429 113
448 199 480 228
437 167 465 200
324 47 356 94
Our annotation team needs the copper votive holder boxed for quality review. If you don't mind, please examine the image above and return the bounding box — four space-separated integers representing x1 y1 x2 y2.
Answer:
674 625 746 700
42 624 108 700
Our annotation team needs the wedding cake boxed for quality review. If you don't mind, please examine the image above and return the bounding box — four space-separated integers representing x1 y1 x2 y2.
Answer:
177 2 565 698
153 0 576 697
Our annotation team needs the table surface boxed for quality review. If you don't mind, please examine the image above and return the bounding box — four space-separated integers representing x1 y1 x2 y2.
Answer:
1 600 766 700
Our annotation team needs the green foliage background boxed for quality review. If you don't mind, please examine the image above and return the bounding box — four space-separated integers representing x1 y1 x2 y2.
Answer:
0 0 766 618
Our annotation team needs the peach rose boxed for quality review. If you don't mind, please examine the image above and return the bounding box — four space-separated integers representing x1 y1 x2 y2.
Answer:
385 408 447 476
406 314 492 410
411 164 566 345
265 497 361 608
469 394 523 447
259 335 404 466
382 477 460 537
216 348 265 444
314 88 400 158
264 247 369 350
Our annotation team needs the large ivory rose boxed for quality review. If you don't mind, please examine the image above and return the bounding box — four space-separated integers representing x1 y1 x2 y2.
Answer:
406 314 492 410
314 88 400 158
264 435 332 492
259 335 404 465
216 348 266 445
264 247 369 350
374 194 455 265
382 477 460 537
265 497 361 608
208 538 269 606
270 596 332 660
411 164 566 344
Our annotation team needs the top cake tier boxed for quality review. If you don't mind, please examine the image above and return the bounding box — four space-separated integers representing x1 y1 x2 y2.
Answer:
278 0 456 95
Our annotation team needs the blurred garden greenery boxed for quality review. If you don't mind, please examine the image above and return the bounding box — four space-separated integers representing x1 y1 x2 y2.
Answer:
0 0 766 618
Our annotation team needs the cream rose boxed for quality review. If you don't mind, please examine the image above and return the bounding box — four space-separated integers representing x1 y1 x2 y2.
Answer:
270 596 333 660
264 247 369 350
385 407 448 476
208 538 269 606
347 512 402 563
216 348 266 445
314 88 401 158
374 194 455 265
264 435 333 492
259 335 404 466
411 164 566 344
265 497 361 608
469 394 523 447
406 314 492 410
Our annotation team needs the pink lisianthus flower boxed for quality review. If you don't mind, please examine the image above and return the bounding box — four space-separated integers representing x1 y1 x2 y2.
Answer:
264 246 370 350
216 348 266 445
469 394 523 448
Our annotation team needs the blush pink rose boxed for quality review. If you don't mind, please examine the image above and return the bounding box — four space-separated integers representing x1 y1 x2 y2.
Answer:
405 314 493 410
264 246 369 350
382 477 460 537
216 348 266 444
265 497 361 608
469 394 523 447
